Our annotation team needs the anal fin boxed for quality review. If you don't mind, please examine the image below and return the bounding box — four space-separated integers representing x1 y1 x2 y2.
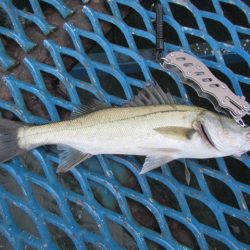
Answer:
140 155 174 174
56 145 92 173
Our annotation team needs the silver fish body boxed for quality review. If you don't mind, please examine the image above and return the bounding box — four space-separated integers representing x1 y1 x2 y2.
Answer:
0 85 249 173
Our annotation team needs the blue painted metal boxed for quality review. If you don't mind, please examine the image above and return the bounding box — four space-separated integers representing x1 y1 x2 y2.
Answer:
0 0 250 249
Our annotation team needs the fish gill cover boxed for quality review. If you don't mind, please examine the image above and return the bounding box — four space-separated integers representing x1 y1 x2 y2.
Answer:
0 0 249 249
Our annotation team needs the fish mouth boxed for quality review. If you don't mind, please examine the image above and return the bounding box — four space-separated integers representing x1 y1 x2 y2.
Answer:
197 121 216 149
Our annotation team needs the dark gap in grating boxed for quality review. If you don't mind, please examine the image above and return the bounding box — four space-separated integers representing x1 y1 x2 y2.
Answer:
20 89 50 119
31 183 61 216
169 161 201 190
107 219 138 250
225 157 250 185
89 180 121 214
115 52 146 82
79 37 100 54
23 245 36 250
58 172 84 195
220 3 250 28
61 54 78 72
169 3 199 29
55 105 71 121
140 0 157 11
109 158 142 193
0 233 13 250
224 56 250 77
95 69 126 99
185 85 217 113
94 0 112 15
185 196 220 230
243 192 250 210
145 239 165 250
81 157 104 175
46 223 77 250
242 0 250 6
0 7 13 29
205 235 230 250
204 175 239 209
118 4 147 31
130 85 143 97
8 202 40 238
147 177 181 211
75 88 97 105
13 0 33 12
39 1 61 16
87 42 110 65
40 71 70 101
133 35 155 51
196 158 220 171
238 33 250 52
85 243 100 250
20 152 45 178
204 18 232 43
150 68 181 98
240 83 250 126
0 109 20 121
224 213 250 244
127 198 161 233
162 22 182 46
69 201 99 234
208 68 233 91
0 169 25 199
186 34 215 61
165 217 199 250
102 20 129 47
190 0 216 12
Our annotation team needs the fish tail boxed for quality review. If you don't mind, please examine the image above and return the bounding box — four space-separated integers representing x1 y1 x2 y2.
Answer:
0 118 27 163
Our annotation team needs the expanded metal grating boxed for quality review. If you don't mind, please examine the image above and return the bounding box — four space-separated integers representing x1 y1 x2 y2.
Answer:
0 0 250 249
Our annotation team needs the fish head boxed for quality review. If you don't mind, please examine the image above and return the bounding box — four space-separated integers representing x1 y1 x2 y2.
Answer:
194 111 250 156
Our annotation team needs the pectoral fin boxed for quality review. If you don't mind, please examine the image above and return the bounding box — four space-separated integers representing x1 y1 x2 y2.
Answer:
57 145 92 173
140 155 174 174
154 126 195 140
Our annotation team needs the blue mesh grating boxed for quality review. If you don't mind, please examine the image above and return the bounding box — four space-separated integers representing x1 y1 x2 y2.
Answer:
0 0 250 249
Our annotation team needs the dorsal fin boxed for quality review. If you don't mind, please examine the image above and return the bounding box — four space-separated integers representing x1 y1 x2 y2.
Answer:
71 99 111 119
126 83 178 107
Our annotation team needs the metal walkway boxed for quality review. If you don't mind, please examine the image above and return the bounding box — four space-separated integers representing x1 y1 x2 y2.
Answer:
0 0 249 249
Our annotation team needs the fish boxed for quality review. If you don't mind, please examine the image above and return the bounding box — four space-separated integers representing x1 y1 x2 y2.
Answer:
0 84 249 174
